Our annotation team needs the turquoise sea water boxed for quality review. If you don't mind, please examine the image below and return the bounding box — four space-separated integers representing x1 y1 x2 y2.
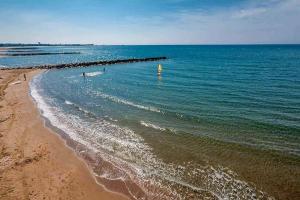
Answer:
2 45 300 199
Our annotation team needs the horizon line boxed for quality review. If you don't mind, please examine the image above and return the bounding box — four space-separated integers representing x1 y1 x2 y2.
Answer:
1 43 300 46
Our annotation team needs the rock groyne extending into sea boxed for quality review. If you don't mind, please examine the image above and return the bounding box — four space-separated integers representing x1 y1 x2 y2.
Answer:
0 57 167 70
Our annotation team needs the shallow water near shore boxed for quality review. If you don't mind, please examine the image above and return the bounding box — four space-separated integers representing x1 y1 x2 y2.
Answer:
2 45 300 199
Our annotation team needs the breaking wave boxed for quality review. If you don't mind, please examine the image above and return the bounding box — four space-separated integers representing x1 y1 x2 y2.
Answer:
91 90 162 113
82 71 103 77
140 121 166 131
65 100 73 105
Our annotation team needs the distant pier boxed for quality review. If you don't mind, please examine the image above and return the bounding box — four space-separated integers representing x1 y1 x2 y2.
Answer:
0 57 167 70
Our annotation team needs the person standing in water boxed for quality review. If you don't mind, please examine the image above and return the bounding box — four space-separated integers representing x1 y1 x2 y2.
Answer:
82 72 86 78
103 67 106 72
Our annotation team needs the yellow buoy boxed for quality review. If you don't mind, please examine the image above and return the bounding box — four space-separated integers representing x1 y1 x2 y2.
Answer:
157 64 162 75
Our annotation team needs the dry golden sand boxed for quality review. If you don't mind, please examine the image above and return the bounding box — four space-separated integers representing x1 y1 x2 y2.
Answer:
0 70 128 200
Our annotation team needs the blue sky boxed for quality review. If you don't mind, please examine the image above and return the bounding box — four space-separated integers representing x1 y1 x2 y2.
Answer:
0 0 299 44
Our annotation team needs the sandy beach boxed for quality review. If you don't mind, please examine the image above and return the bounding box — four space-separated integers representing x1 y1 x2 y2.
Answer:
0 69 127 200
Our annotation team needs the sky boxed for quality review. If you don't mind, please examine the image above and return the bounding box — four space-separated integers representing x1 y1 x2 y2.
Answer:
0 0 299 44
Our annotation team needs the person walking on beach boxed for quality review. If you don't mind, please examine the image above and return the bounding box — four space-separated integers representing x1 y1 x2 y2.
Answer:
23 74 26 81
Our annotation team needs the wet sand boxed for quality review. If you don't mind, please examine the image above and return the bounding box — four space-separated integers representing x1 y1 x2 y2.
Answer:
0 69 127 200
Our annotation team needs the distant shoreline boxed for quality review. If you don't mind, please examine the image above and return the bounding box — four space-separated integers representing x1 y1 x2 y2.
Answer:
0 52 81 57
0 43 94 47
1 43 299 47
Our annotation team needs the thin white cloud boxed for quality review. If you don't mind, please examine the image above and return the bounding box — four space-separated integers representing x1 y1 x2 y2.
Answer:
0 0 299 44
124 0 300 44
233 7 267 19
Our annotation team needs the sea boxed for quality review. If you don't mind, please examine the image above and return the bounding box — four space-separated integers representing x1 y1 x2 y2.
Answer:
1 45 300 199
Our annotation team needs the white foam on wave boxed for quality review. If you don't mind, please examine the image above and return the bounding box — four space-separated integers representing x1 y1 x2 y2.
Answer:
83 71 103 77
29 73 274 200
140 121 166 131
104 115 118 122
64 99 93 115
91 90 162 113
30 75 97 153
65 100 73 105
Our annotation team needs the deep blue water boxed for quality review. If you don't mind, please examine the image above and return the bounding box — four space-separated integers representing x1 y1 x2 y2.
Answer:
2 45 300 199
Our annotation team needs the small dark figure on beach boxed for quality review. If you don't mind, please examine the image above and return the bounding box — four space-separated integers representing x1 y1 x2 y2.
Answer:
23 74 26 81
103 67 106 72
82 72 86 78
